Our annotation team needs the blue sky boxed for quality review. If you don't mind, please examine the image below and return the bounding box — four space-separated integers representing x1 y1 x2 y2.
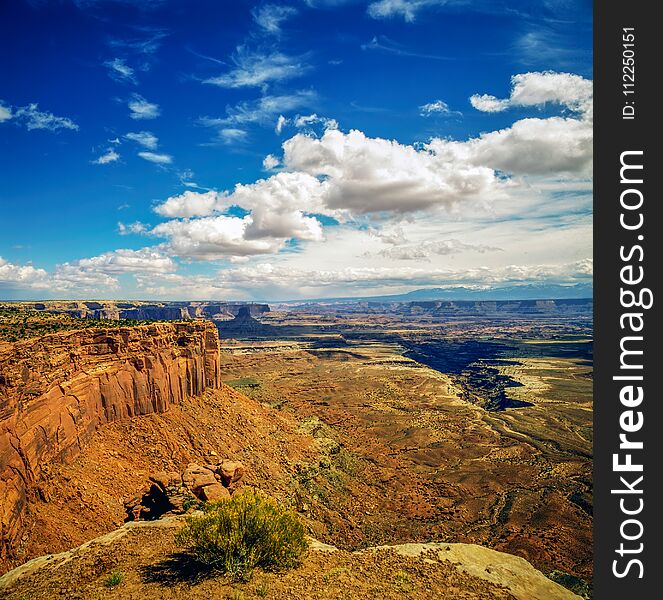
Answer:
0 0 592 300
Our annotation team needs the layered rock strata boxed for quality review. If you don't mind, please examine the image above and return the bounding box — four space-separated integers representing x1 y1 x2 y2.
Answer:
0 322 221 557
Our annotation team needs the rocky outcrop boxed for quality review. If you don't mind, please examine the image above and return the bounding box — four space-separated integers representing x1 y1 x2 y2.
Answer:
0 524 582 599
27 301 271 322
0 322 221 558
124 460 246 520
360 543 582 600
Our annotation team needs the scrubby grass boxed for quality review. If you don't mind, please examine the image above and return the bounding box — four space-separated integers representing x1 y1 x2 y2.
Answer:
224 377 261 389
175 488 309 581
0 308 156 342
547 570 592 599
103 570 124 588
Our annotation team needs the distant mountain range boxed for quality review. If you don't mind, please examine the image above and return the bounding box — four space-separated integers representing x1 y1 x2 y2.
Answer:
280 283 593 304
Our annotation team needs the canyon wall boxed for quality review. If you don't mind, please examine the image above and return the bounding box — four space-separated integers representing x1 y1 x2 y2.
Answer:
22 301 271 321
0 322 221 557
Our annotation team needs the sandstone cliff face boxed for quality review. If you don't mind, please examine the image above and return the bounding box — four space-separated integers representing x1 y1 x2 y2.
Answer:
0 322 221 557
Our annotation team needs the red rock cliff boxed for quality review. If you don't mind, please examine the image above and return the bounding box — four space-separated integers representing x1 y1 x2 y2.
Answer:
0 322 221 557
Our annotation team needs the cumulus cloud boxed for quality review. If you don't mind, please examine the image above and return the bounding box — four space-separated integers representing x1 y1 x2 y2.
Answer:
470 71 593 118
4 103 79 131
92 148 120 164
281 128 506 214
68 247 175 275
138 151 172 164
203 47 310 89
128 94 160 120
0 257 49 288
427 115 592 176
155 190 221 218
263 154 280 170
104 58 137 84
151 215 289 260
252 4 298 34
125 130 158 149
468 94 509 113
151 172 327 259
1 247 177 294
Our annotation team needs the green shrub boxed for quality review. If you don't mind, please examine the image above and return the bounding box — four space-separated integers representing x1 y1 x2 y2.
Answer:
103 570 124 587
175 488 309 581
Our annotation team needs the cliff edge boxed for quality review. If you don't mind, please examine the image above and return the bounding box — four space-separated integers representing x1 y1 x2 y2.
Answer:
0 322 221 557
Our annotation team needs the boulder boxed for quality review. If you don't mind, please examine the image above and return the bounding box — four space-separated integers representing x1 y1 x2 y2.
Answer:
183 463 217 492
149 471 181 491
217 461 246 487
199 483 231 502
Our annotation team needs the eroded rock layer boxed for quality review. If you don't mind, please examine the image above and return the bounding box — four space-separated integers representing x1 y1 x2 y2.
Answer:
0 322 221 557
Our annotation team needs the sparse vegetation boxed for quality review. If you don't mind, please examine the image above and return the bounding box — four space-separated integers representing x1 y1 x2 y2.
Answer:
224 377 261 389
254 579 269 597
0 306 157 342
175 488 309 581
547 570 592 599
103 570 124 588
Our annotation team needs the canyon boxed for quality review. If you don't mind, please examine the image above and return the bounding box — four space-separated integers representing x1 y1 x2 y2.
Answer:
0 302 592 598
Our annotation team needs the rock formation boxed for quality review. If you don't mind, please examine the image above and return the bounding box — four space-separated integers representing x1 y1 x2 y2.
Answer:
25 300 271 322
124 460 246 520
0 322 221 558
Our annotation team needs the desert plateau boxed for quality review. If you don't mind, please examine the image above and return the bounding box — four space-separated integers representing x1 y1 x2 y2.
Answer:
0 299 592 599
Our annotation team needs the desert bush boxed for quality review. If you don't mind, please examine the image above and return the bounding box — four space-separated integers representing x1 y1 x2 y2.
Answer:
103 570 124 587
175 488 308 580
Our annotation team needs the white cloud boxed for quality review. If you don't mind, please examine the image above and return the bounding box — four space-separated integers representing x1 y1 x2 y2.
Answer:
203 47 310 89
378 239 502 260
69 247 175 275
118 221 149 235
138 151 172 164
281 128 506 215
125 130 158 149
92 148 120 164
8 103 78 131
136 258 592 299
200 91 316 130
428 116 592 176
0 102 12 122
263 154 280 170
151 215 288 260
419 100 462 118
470 71 593 118
1 248 175 294
367 0 448 22
128 94 160 120
155 190 222 218
275 114 287 134
293 113 339 130
151 172 326 259
0 256 49 288
419 100 450 115
252 4 298 34
468 94 509 113
104 58 137 84
215 128 249 145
